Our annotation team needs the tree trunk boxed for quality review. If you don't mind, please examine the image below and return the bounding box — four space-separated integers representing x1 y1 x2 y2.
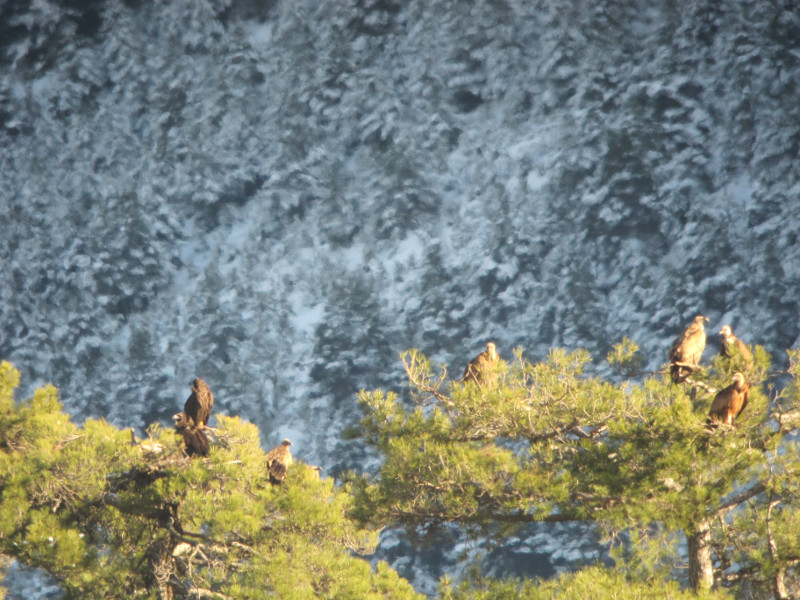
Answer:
773 568 788 600
766 494 789 600
687 521 714 592
147 538 175 600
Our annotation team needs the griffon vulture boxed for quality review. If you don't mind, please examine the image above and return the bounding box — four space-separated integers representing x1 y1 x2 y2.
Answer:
265 439 293 485
719 325 753 365
461 342 499 384
707 372 750 427
668 315 708 383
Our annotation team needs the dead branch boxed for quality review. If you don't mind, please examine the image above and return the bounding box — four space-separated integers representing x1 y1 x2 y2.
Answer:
187 587 233 599
716 483 767 517
402 353 451 405
682 375 717 395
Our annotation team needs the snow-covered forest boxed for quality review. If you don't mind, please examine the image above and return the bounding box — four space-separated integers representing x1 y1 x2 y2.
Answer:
1 0 799 594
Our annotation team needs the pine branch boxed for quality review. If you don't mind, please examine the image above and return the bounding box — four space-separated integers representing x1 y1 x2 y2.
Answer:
186 587 234 599
401 352 450 405
766 492 790 600
438 418 607 445
752 407 800 451
681 374 716 395
715 482 767 517
776 408 800 434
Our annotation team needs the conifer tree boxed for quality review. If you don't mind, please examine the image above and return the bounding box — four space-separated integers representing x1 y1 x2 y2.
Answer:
348 343 800 598
0 361 421 600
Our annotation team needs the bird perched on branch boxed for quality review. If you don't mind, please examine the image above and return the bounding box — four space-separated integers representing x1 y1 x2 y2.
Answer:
184 378 214 427
668 315 708 383
719 325 753 366
173 412 210 457
461 342 498 384
173 378 214 457
707 372 750 428
265 439 293 485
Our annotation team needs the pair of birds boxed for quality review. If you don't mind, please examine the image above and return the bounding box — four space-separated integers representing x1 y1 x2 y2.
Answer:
668 316 753 383
668 315 752 427
173 378 294 484
173 378 215 457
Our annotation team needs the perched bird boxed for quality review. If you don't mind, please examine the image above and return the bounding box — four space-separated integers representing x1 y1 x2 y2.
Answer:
184 378 214 427
719 325 753 365
461 342 499 384
707 372 750 428
265 439 293 485
173 412 210 457
668 315 708 383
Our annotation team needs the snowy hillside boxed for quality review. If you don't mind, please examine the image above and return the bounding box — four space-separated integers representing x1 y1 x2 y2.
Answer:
1 0 799 593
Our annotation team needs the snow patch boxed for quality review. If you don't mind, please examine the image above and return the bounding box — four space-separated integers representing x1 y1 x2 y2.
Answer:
290 296 326 337
245 20 274 47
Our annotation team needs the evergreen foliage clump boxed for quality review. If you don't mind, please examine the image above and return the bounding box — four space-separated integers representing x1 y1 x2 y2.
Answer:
348 344 800 598
3 335 800 599
0 361 421 600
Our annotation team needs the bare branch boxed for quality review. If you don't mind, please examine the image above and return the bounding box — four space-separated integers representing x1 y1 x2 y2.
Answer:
187 587 234 599
402 353 451 405
230 541 262 557
716 483 767 516
681 375 717 395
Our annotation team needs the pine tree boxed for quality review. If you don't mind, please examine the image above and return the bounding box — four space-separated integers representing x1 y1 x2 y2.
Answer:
348 343 800 598
0 361 421 600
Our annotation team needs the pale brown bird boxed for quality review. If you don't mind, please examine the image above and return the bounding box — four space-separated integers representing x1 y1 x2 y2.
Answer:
184 378 214 427
719 325 753 365
173 412 210 457
461 342 499 384
668 315 708 383
265 439 293 485
707 372 750 428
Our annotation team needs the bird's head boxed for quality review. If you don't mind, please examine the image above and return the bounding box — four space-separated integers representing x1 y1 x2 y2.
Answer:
719 325 732 337
486 342 497 359
282 439 293 447
732 372 746 388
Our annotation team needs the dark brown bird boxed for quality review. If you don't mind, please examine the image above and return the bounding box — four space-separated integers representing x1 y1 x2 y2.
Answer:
668 315 708 383
265 439 293 485
173 412 210 457
461 342 499 384
719 325 753 365
707 372 750 427
184 378 214 427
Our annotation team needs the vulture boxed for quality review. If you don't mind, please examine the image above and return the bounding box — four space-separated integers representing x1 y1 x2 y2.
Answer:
719 325 753 365
173 412 210 457
265 439 293 485
461 342 499 384
184 378 214 427
707 372 750 428
668 315 708 383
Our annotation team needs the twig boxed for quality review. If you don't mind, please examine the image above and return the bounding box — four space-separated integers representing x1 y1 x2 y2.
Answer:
187 587 233 599
230 540 262 557
716 482 766 516
682 375 717 395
